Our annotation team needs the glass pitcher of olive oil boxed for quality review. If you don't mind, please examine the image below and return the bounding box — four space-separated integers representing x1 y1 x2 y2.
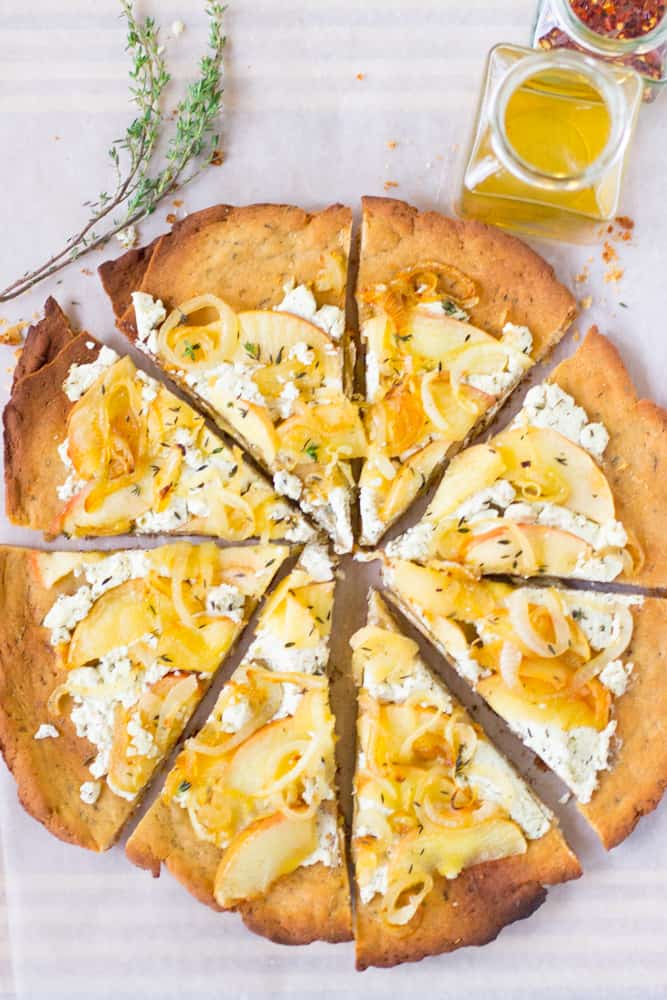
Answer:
458 44 643 242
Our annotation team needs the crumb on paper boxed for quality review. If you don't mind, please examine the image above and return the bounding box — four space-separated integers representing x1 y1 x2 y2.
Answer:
173 199 184 207
14 347 23 362
602 241 618 264
210 149 224 167
575 266 589 284
171 19 186 37
81 268 93 277
558 791 572 805
384 180 399 191
572 328 581 342
533 755 549 772
616 215 634 231
0 322 27 345
579 296 593 310
387 140 397 150
604 268 624 284
116 225 138 250
356 72 365 80
166 213 177 225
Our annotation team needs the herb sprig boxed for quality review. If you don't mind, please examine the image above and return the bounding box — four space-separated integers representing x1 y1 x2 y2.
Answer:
0 2 226 303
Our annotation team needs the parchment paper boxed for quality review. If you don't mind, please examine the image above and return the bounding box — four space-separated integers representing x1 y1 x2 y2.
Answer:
1 1 666 997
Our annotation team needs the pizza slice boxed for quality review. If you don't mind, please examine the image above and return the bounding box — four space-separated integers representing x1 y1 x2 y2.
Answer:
126 544 352 945
388 327 667 587
356 197 576 546
383 557 667 849
4 299 312 544
350 590 580 970
99 203 365 553
0 541 288 852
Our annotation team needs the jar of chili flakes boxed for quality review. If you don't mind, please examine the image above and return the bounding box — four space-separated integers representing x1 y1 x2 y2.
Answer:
532 0 667 99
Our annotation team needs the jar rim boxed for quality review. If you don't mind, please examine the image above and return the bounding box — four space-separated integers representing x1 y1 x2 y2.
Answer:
550 0 667 56
488 49 630 192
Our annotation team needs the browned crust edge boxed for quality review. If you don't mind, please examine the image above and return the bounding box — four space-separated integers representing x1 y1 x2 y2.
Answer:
12 296 76 388
551 327 667 589
126 798 353 945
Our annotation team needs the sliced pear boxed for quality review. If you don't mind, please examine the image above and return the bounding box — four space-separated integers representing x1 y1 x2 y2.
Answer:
214 812 319 908
464 524 592 577
428 444 506 520
496 426 615 523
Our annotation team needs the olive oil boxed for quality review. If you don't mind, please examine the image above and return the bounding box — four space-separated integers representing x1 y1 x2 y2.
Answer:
459 45 642 243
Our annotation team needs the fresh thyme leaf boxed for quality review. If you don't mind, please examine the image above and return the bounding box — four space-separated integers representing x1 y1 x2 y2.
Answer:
303 440 319 461
243 341 259 360
0 2 227 303
177 780 191 794
183 340 201 361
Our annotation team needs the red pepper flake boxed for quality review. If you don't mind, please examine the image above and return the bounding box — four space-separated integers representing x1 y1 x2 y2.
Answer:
569 1 665 40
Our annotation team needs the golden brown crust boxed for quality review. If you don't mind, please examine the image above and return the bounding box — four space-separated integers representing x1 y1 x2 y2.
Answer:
99 202 353 339
0 547 136 851
550 327 667 588
355 828 580 970
356 197 576 358
4 328 97 533
126 797 352 944
580 596 667 848
12 297 76 387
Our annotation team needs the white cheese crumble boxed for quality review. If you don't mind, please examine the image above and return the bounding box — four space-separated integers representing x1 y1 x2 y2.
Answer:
328 486 353 553
416 300 470 322
132 292 167 355
271 681 307 720
364 660 453 711
360 486 386 545
386 521 436 562
359 863 389 904
301 809 341 868
462 353 527 398
275 283 345 340
56 439 85 502
135 368 159 406
185 361 267 410
126 717 158 759
78 550 150 599
502 322 533 355
504 501 627 553
43 587 94 646
34 724 59 740
365 347 381 402
277 380 299 419
80 781 101 805
220 696 253 734
171 19 185 36
63 346 119 402
516 383 609 461
251 631 329 676
572 552 625 583
273 469 302 501
116 225 138 249
288 341 315 366
600 660 633 696
467 741 551 839
300 543 334 582
206 583 245 623
512 719 617 804
454 479 516 523
136 495 190 533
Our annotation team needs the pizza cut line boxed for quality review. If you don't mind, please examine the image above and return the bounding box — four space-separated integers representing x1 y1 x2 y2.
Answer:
355 197 576 546
100 203 364 553
351 591 580 970
4 299 313 544
126 544 352 945
0 541 289 851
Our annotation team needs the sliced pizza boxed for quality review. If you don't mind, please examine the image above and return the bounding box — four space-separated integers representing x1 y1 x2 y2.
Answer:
383 557 667 849
0 541 288 851
388 328 667 586
99 203 365 553
4 299 312 544
356 197 576 546
126 544 352 945
350 590 580 970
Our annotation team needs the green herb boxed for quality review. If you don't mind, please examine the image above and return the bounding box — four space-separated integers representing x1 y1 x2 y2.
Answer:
303 440 319 461
243 341 259 360
455 745 468 777
183 340 201 361
619 301 628 309
0 2 226 303
177 780 191 794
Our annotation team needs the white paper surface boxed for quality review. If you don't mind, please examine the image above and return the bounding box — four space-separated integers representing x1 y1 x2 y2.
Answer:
1 1 667 997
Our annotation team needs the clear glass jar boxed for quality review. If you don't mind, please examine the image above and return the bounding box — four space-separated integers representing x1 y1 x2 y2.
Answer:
458 44 643 243
532 0 667 100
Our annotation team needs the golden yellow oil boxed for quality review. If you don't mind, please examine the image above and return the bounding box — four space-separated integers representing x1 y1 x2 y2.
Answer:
459 54 635 242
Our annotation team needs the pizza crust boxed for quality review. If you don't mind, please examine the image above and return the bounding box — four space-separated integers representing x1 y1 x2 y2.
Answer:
356 197 576 356
550 327 667 588
580 596 667 848
12 296 76 387
0 547 138 851
126 798 352 945
355 827 580 970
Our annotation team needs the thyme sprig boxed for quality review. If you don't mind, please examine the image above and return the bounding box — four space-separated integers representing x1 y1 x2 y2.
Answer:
0 2 226 303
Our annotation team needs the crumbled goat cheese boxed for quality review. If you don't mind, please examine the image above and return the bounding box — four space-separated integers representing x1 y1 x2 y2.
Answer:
502 322 534 355
301 809 341 868
136 495 190 533
206 583 245 623
185 361 267 410
454 480 516 523
600 660 633 696
284 519 315 543
511 719 617 804
572 552 625 583
359 863 389 903
365 348 381 402
116 225 138 249
126 717 158 759
467 740 551 839
360 486 385 545
80 550 150 599
300 543 334 582
63 346 119 402
43 587 94 646
56 439 85 502
417 300 470 322
80 781 101 805
34 724 59 740
386 521 435 562
463 354 526 397
365 660 452 711
288 342 315 366
273 469 302 501
251 632 329 676
516 383 609 461
132 292 166 355
220 696 253 734
271 681 306 720
275 283 345 340
278 380 300 418
135 368 159 405
504 502 627 553
328 486 353 553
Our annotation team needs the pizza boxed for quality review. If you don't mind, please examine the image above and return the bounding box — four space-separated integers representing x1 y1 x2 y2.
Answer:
126 545 352 945
0 541 288 851
4 299 312 543
355 197 576 546
99 203 365 552
351 590 580 969
388 328 667 587
382 558 667 849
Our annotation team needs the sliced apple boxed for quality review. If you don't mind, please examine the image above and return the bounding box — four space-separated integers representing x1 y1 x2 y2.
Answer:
394 818 526 883
214 812 319 908
496 426 615 523
478 673 602 732
31 551 93 590
428 444 506 521
236 311 341 382
387 559 505 622
406 312 493 362
224 400 279 466
464 523 592 577
58 480 151 537
67 579 155 669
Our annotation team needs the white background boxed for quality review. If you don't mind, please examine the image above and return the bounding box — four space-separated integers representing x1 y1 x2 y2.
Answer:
0 1 666 997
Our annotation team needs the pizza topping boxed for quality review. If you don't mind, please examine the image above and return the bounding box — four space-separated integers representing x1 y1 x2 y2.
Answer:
63 346 119 402
299 543 335 583
80 781 101 805
515 383 610 461
132 292 166 354
384 559 638 802
33 724 60 740
351 613 551 924
276 282 345 341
